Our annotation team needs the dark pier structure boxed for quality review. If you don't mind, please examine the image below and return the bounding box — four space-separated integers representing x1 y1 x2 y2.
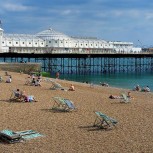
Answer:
0 53 153 74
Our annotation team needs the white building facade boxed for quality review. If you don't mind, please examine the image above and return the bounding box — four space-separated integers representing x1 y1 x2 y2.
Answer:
0 27 141 54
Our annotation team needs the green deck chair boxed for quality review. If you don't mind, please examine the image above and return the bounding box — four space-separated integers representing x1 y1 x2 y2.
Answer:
52 97 76 112
93 112 118 129
120 93 130 103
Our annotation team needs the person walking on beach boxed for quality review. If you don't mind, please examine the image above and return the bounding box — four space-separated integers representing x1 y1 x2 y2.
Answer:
55 71 60 79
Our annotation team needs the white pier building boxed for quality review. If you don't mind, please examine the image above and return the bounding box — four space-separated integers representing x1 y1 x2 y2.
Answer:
0 27 141 54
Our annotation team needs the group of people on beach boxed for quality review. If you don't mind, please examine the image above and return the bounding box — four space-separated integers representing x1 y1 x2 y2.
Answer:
133 85 150 92
13 88 37 102
25 73 42 86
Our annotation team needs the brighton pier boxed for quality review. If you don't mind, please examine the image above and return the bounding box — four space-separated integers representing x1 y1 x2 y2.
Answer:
0 27 152 74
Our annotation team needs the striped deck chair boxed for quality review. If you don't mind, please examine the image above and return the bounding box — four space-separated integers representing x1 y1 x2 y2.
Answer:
52 97 76 112
93 112 118 129
120 93 130 103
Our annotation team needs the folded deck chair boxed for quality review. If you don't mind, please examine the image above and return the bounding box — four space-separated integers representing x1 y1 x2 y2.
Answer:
0 129 43 144
120 93 130 103
93 112 118 129
52 97 76 112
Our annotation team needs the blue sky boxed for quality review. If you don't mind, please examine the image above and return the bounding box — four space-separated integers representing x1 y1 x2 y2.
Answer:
0 0 153 47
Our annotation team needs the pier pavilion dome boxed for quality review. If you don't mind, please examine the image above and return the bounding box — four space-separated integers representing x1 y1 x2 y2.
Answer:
36 28 71 40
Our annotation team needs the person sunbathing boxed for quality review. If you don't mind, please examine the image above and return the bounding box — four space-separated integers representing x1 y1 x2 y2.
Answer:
21 91 37 102
109 95 121 99
68 84 75 91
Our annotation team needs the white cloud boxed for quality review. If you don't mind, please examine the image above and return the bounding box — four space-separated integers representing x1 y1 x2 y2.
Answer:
145 12 153 20
61 10 72 15
1 2 34 12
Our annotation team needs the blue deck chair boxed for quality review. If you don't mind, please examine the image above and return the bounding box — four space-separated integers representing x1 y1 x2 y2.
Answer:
93 112 118 129
64 99 76 111
52 97 76 112
0 129 43 144
120 93 130 103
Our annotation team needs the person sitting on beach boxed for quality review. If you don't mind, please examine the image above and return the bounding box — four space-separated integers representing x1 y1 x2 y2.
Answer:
142 86 150 92
35 79 41 86
13 89 23 101
6 75 12 83
68 84 75 91
100 82 109 87
31 78 36 85
127 91 134 99
133 85 141 91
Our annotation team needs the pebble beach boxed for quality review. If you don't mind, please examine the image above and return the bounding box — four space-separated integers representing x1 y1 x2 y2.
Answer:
0 71 153 153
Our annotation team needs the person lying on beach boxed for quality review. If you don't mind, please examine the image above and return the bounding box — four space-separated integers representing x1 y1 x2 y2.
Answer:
109 95 122 99
68 84 75 91
21 91 38 102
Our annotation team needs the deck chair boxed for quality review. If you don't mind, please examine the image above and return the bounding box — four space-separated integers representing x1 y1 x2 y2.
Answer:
0 129 43 144
9 90 23 102
93 112 118 129
120 93 130 103
52 97 76 112
50 81 68 91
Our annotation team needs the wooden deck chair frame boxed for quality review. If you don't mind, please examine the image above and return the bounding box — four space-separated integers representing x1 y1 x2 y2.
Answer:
52 97 76 112
93 112 118 129
52 97 67 111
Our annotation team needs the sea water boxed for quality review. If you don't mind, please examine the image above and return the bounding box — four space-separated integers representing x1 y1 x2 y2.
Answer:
59 72 153 91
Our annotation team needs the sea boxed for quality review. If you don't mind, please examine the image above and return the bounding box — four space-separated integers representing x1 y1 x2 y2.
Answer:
58 72 153 91
1 57 153 91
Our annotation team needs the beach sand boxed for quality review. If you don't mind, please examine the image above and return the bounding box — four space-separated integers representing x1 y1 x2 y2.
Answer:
0 71 153 153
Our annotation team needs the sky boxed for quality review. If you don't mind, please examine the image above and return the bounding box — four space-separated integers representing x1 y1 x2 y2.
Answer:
0 0 153 47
